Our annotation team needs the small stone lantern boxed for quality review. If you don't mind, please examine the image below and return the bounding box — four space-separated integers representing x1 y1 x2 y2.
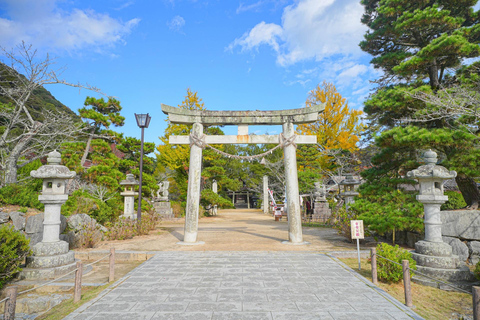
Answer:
212 179 218 194
407 150 456 243
339 174 360 205
120 174 139 219
22 150 77 279
407 149 474 286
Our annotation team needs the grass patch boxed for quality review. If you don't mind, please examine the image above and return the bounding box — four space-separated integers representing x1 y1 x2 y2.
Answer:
36 284 110 320
339 258 472 320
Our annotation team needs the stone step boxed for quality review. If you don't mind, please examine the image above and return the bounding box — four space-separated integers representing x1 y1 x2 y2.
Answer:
26 251 75 268
412 251 461 269
415 240 452 257
18 260 78 280
415 264 475 282
413 275 480 292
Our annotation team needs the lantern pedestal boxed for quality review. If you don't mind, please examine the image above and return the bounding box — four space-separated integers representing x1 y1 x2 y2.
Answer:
18 150 78 280
407 150 475 289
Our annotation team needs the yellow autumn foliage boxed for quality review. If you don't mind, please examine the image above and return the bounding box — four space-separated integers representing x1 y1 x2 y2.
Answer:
156 88 205 171
297 81 364 169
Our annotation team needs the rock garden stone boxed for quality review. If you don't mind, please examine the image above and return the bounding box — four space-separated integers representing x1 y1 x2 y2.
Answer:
449 238 469 263
25 213 44 234
442 210 480 240
10 211 26 231
0 212 9 223
66 213 105 248
468 241 480 265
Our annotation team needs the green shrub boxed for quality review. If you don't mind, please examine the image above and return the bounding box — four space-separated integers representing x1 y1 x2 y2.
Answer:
104 213 160 240
62 190 121 224
105 218 137 240
0 181 43 210
0 225 32 289
376 242 416 283
441 191 467 210
474 260 480 281
137 213 161 235
200 189 234 209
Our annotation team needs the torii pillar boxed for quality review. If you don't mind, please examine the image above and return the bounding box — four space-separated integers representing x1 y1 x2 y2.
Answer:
184 122 204 244
161 103 324 245
263 175 269 215
282 121 304 244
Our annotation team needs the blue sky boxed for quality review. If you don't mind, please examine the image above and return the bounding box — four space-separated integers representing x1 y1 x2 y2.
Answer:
0 0 380 144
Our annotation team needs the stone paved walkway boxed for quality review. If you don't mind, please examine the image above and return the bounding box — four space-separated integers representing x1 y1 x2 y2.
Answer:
65 251 423 320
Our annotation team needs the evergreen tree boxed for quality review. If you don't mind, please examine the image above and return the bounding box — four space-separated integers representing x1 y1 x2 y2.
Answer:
360 0 480 208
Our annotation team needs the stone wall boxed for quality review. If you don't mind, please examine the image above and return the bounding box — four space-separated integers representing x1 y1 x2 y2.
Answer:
441 210 480 265
0 209 104 249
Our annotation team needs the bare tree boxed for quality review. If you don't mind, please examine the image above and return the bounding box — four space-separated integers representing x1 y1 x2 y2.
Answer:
0 42 104 185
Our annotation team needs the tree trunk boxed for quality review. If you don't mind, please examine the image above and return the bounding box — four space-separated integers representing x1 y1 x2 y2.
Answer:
428 59 440 90
80 133 94 167
4 133 36 184
455 173 480 210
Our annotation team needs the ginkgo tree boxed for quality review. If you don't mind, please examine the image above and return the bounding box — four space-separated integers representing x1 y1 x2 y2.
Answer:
296 81 364 176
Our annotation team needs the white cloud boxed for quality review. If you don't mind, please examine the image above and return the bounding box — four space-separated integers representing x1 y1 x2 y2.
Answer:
236 1 265 14
336 64 368 86
115 1 135 11
167 15 186 32
226 21 283 53
228 0 367 66
0 0 140 52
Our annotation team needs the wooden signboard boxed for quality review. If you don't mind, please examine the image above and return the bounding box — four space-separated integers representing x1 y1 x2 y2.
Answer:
351 220 364 240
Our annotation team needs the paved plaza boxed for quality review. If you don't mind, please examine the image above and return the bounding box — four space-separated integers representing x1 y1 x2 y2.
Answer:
65 251 423 320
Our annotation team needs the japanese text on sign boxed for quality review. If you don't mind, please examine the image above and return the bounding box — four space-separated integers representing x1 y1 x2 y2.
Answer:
350 220 364 240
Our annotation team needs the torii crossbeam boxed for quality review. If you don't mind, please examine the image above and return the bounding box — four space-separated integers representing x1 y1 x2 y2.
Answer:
161 103 325 245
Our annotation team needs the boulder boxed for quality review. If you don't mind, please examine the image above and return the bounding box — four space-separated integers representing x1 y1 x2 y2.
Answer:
25 213 44 234
66 214 105 248
450 239 469 263
9 211 26 231
441 210 480 240
60 214 67 234
67 213 93 230
468 241 480 265
0 212 9 223
27 232 44 247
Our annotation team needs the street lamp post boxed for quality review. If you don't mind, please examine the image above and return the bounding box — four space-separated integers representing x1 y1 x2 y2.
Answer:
134 113 151 222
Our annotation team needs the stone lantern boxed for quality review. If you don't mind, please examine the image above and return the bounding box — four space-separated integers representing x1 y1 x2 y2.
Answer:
312 182 331 223
120 174 139 219
339 174 360 206
21 150 77 279
407 149 474 287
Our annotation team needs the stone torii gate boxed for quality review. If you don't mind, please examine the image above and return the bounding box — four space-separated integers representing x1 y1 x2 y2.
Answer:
161 103 325 245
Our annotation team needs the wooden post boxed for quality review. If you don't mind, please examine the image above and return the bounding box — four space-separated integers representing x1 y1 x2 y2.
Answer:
402 260 413 307
473 286 480 320
371 248 378 285
4 286 17 320
109 247 115 283
74 261 83 303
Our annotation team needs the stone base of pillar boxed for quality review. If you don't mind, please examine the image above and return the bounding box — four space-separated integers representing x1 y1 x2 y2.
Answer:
176 241 205 246
311 201 331 222
154 201 174 219
18 240 77 280
281 241 310 246
412 240 476 290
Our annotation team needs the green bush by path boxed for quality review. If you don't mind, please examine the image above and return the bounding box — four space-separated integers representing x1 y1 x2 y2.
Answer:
0 225 32 289
376 242 416 283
